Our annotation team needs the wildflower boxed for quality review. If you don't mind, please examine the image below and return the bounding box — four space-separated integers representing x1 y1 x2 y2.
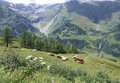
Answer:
25 55 32 59
33 57 38 61
39 57 43 59
47 65 50 70
41 62 46 65
32 49 37 52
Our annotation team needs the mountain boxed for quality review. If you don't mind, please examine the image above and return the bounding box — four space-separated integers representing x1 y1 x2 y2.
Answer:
0 1 43 37
1 0 120 57
7 2 63 35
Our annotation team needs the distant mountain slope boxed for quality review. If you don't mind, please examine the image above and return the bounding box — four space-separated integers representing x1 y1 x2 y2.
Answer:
0 1 42 37
1 0 120 57
66 1 120 23
6 2 63 35
48 0 120 57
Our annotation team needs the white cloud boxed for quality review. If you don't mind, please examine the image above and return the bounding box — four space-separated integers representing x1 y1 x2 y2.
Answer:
4 0 115 4
5 0 68 4
5 0 32 4
34 0 67 4
77 0 115 2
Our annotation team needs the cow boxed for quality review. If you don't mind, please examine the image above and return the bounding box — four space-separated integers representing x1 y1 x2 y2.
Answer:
48 53 55 56
57 56 62 59
57 56 68 61
77 60 84 64
61 56 68 61
73 56 84 64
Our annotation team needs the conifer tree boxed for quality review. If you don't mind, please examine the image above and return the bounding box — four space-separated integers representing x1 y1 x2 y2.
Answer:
26 32 32 48
32 34 36 48
64 41 71 53
21 31 27 47
3 28 13 47
70 44 79 53
34 38 40 50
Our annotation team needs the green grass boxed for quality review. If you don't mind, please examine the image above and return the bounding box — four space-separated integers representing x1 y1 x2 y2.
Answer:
0 46 120 80
0 65 70 83
0 37 120 82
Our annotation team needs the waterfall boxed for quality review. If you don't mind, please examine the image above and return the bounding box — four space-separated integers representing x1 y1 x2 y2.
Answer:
96 24 99 31
40 15 57 36
99 41 102 50
96 24 103 57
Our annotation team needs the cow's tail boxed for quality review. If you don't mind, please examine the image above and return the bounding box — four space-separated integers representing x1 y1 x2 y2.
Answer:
84 56 88 60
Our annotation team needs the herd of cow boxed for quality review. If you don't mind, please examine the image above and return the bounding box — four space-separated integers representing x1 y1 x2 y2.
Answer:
48 53 84 64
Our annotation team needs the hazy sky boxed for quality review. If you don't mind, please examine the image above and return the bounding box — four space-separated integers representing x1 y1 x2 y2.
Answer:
5 0 115 4
5 0 69 4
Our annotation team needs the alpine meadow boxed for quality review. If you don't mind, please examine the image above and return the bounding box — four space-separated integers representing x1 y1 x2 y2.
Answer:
0 0 120 83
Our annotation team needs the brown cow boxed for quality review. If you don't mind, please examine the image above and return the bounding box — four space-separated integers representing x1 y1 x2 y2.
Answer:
57 56 62 59
57 56 68 61
73 57 84 64
77 60 84 64
48 53 55 56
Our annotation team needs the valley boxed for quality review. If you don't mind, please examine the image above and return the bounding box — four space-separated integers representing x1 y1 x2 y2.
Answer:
0 0 120 82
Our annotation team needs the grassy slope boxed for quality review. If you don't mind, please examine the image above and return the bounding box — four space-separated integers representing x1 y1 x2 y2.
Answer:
20 49 120 79
0 38 120 82
0 45 120 80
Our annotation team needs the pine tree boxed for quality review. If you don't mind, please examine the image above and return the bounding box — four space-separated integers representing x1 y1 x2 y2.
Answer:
21 31 27 47
3 28 13 47
32 34 36 48
21 31 33 48
48 37 55 52
26 32 32 48
64 41 71 53
34 38 40 50
70 44 79 53
54 41 65 54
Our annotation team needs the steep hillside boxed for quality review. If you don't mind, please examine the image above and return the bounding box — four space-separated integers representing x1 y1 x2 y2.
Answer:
0 1 42 37
7 2 63 35
0 46 120 82
1 0 120 57
48 1 120 57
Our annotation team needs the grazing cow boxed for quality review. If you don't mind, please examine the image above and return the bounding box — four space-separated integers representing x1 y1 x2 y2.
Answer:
57 56 68 61
74 57 83 61
57 56 62 59
48 53 55 56
77 60 84 64
61 56 68 61
73 57 84 64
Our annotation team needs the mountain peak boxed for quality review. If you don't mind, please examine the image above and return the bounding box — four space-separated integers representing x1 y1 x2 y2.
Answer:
70 0 115 3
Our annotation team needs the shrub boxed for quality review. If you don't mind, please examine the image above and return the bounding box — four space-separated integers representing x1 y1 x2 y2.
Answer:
49 63 77 82
94 72 111 83
76 69 96 83
49 63 120 83
24 60 46 76
0 48 26 71
77 69 87 77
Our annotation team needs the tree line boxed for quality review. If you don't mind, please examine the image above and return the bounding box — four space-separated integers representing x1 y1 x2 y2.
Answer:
21 30 79 54
2 28 79 54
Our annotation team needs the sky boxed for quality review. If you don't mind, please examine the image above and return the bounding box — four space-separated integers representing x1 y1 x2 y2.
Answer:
5 0 69 4
4 0 115 5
